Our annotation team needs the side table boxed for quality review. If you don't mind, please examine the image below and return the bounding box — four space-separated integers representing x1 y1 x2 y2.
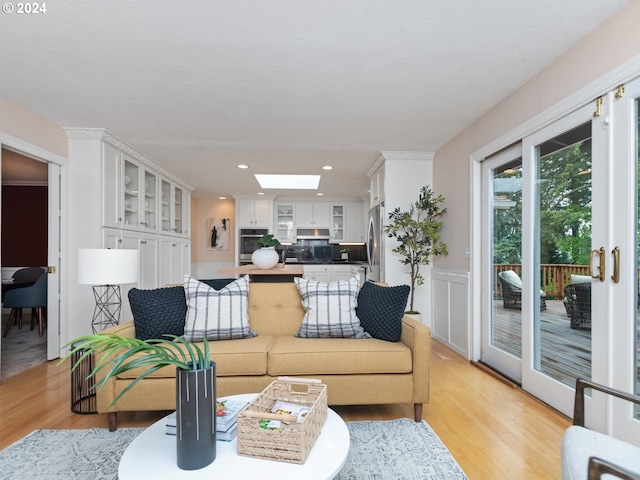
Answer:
70 341 97 414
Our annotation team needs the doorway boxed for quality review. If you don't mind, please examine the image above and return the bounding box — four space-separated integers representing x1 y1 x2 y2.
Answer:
0 148 56 381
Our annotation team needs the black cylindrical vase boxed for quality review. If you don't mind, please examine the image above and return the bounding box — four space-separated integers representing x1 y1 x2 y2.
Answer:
176 362 216 470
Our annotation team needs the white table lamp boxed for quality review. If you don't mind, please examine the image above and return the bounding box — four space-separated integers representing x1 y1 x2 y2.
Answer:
78 248 139 333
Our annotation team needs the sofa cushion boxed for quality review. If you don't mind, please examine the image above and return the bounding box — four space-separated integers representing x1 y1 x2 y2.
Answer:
268 336 412 376
356 281 410 342
183 275 256 341
294 275 370 339
128 286 187 341
114 335 274 379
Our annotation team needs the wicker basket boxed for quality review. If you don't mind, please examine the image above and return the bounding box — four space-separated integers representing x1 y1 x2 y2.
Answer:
237 377 328 464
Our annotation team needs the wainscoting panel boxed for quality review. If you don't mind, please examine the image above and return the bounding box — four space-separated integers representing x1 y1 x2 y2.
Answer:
431 270 470 359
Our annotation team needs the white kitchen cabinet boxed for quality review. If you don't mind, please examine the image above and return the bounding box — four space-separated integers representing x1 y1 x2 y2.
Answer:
369 163 385 207
160 178 190 236
346 202 365 243
296 202 331 228
328 202 365 243
102 228 159 290
303 265 332 282
102 144 122 229
102 146 160 234
303 264 364 282
237 199 273 228
159 236 190 286
274 203 296 243
329 204 345 242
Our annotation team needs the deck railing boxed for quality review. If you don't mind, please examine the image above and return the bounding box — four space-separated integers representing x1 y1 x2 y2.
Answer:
494 264 591 299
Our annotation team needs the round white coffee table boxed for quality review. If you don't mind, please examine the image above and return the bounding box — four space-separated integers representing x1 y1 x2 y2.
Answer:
119 394 350 479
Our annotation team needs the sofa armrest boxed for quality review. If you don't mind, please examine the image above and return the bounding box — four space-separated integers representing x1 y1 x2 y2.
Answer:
94 321 136 414
400 315 431 405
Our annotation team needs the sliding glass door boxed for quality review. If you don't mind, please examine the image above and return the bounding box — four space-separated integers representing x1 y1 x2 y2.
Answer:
482 79 640 437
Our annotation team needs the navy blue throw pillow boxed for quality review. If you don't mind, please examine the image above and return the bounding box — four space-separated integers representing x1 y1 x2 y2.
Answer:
356 281 410 342
128 286 187 341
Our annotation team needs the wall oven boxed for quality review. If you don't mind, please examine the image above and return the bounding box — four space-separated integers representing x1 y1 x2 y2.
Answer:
238 228 268 262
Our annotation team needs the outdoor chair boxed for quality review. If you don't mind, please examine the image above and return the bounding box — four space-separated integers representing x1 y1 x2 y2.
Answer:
562 378 640 479
564 283 591 330
497 270 547 311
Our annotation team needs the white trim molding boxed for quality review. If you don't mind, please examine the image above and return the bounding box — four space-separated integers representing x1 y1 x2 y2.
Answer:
63 127 194 191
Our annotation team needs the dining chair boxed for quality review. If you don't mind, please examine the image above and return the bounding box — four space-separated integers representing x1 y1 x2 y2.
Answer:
2 273 48 337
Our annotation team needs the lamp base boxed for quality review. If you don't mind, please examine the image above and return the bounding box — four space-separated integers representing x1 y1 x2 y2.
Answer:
91 284 122 333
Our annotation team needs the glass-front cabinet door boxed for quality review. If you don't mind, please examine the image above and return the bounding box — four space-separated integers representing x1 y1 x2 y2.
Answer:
173 185 184 235
123 156 141 229
160 178 172 235
275 203 295 243
143 169 158 232
330 205 345 242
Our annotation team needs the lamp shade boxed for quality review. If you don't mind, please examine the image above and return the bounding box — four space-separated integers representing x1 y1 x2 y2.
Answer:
77 248 139 285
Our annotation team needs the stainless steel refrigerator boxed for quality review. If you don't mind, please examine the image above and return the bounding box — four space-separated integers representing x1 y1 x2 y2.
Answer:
367 203 384 282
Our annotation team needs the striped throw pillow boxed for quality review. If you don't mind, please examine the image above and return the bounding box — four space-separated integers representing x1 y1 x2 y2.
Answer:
183 275 256 341
294 274 370 339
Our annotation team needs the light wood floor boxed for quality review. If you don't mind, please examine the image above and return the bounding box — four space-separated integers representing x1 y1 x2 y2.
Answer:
0 340 570 479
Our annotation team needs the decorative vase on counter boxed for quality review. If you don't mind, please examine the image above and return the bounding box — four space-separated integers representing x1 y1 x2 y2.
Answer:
251 247 279 269
176 362 217 470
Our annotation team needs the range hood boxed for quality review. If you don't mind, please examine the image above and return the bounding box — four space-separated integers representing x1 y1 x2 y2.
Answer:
296 228 331 240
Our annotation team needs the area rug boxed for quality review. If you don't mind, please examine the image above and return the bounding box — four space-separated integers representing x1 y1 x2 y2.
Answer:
0 419 467 479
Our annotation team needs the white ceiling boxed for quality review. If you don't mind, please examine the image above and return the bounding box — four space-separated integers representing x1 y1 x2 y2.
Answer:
0 0 629 199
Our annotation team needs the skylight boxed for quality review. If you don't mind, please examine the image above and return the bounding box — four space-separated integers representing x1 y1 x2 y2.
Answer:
254 174 320 190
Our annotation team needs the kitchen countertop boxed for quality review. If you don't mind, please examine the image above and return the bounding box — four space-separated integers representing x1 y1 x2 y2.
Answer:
218 264 304 275
285 260 368 266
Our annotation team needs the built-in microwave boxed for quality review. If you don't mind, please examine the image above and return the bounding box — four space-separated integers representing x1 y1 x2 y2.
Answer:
238 228 268 261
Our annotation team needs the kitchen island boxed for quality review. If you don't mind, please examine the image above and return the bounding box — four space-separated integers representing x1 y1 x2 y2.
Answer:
217 264 304 283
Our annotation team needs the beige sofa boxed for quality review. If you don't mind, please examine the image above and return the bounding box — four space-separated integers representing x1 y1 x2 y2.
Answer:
96 281 431 431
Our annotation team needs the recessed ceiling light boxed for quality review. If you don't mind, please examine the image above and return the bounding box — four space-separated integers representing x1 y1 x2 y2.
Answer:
237 164 249 169
257 192 265 195
254 174 321 190
322 165 333 170
218 196 226 200
316 192 324 196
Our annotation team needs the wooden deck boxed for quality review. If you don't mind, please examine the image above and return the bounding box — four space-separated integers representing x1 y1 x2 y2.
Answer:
492 299 591 386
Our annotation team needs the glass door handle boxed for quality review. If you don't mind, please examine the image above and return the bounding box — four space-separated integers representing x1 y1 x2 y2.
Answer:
590 247 606 282
611 246 620 283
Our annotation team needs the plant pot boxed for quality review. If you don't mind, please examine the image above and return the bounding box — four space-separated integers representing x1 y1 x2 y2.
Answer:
176 362 216 470
251 247 279 269
341 253 348 260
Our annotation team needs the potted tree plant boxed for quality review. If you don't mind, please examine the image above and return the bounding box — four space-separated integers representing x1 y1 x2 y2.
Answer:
62 334 216 471
384 185 448 316
251 233 281 269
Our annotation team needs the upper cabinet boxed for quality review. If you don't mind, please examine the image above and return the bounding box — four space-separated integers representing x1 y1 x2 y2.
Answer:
160 178 190 236
237 199 273 228
296 202 331 228
103 147 159 233
330 204 345 242
369 163 385 207
274 203 296 243
329 202 365 243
